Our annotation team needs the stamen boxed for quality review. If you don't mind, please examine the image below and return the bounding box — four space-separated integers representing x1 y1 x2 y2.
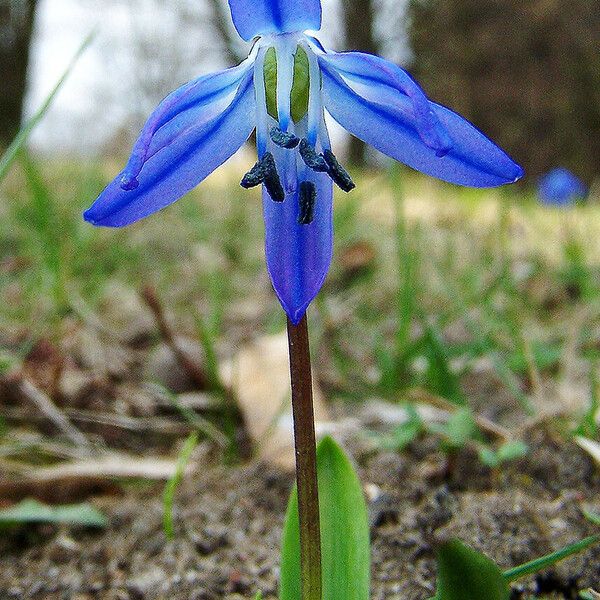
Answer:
264 159 286 202
299 139 328 172
240 152 285 202
254 47 270 158
303 42 323 147
298 181 317 225
323 150 356 192
270 126 300 149
240 162 265 189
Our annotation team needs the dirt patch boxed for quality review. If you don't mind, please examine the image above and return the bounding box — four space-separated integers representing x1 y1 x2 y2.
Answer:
0 427 597 600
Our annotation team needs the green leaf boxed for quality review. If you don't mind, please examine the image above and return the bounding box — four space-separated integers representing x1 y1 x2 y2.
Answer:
478 447 500 468
0 31 95 183
445 409 478 447
0 499 107 528
478 441 528 469
429 408 479 451
508 341 562 375
280 436 370 600
264 46 310 124
496 441 528 463
392 405 424 450
435 539 510 600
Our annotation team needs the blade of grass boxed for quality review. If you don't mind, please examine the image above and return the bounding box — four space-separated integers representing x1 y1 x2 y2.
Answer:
19 151 66 310
422 319 467 406
193 312 225 394
163 432 198 540
455 299 536 415
583 510 600 526
390 165 418 384
503 535 600 582
0 30 95 182
574 365 599 438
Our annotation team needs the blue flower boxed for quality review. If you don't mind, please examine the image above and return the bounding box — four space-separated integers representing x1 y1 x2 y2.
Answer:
538 168 587 207
84 0 523 324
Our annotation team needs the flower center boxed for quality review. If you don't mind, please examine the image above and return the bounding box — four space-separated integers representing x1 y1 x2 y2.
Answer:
240 35 355 225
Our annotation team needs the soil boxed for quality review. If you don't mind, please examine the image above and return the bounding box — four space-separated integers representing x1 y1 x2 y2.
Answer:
0 425 598 600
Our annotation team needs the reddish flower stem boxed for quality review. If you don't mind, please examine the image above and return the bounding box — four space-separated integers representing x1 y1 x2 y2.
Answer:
287 314 322 600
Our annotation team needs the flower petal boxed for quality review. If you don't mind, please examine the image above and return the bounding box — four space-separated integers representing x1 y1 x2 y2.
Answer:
228 0 322 42
320 61 524 188
263 146 333 325
120 59 256 191
84 68 256 227
318 51 452 156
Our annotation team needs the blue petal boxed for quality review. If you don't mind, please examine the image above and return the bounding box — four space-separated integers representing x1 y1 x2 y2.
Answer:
263 150 333 325
228 0 322 41
84 68 256 227
320 61 524 188
319 51 452 157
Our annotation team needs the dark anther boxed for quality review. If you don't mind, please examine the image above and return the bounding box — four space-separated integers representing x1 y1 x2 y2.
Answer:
264 168 285 203
241 152 285 202
299 139 329 172
323 150 356 192
240 161 265 188
298 181 317 225
270 127 300 149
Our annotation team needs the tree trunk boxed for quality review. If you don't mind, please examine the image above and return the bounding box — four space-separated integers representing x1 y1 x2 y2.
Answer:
341 0 378 166
0 0 38 145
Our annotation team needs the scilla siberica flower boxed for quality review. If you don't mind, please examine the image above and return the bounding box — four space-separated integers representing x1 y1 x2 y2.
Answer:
538 168 587 207
84 0 523 324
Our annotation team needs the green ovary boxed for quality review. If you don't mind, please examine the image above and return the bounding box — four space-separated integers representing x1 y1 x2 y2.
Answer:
264 46 310 124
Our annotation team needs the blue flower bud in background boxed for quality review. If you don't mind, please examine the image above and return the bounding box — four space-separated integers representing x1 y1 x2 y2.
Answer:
538 168 587 207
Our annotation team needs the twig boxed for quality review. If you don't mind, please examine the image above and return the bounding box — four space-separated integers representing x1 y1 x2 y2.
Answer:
0 453 190 502
141 285 210 390
8 375 90 448
0 407 188 435
408 388 512 442
163 389 230 448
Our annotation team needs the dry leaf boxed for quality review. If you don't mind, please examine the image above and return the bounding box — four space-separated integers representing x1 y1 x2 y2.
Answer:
220 332 329 470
